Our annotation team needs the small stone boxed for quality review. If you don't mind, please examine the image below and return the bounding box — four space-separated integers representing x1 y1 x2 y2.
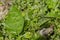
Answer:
39 24 54 37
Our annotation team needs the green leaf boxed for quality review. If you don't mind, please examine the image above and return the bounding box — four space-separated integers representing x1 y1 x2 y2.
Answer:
23 32 32 39
46 0 58 8
0 37 3 40
4 5 24 35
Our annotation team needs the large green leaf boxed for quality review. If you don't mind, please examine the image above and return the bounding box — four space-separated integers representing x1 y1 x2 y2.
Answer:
4 5 24 35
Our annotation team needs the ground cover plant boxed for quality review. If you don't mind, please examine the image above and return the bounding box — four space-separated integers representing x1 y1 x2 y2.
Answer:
0 0 60 40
